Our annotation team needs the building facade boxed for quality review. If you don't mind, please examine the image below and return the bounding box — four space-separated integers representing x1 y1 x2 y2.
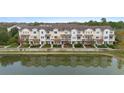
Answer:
8 23 115 48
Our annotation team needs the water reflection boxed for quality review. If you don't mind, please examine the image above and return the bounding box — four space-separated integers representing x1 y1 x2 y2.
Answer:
0 55 123 69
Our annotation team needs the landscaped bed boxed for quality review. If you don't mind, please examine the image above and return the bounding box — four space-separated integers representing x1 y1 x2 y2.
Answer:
107 44 116 49
30 45 41 48
42 44 51 48
74 43 83 48
20 43 30 48
96 44 108 48
85 45 95 48
63 44 72 48
53 45 61 48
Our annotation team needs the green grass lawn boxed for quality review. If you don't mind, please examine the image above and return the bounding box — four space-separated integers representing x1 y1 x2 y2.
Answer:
0 50 123 57
7 43 19 48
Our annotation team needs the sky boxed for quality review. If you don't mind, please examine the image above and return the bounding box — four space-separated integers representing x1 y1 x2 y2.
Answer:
0 17 123 23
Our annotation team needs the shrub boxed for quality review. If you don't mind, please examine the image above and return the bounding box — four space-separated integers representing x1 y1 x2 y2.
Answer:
96 44 107 48
53 44 61 48
42 44 51 48
75 43 82 48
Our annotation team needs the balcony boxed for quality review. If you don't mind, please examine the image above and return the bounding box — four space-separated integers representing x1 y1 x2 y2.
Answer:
61 38 71 41
84 39 94 42
61 34 71 37
110 31 114 34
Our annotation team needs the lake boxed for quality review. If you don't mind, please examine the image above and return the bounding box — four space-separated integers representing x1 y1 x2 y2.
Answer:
0 54 123 75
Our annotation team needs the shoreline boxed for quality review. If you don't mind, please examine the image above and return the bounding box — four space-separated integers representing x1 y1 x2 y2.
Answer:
0 48 121 55
0 48 118 51
0 49 124 61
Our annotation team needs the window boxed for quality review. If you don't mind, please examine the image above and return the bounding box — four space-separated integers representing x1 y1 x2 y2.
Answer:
34 36 37 39
65 32 68 34
106 31 108 34
77 37 80 39
85 36 87 38
33 31 36 34
110 31 113 34
41 31 43 34
96 36 99 39
54 36 57 38
109 35 113 39
54 31 57 34
41 36 44 39
104 36 108 39
73 32 75 34
72 37 76 39
78 31 80 34
96 32 99 34
47 36 50 39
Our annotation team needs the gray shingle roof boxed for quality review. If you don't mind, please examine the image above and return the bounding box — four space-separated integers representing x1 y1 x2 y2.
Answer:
15 23 113 31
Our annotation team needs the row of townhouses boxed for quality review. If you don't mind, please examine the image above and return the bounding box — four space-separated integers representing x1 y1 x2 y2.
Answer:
8 23 115 48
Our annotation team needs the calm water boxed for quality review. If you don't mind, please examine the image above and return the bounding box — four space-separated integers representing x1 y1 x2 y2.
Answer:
0 54 124 75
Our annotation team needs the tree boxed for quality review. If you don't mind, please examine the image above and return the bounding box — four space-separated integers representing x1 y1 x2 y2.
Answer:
0 27 10 45
101 18 107 23
0 32 9 45
32 22 41 26
7 32 19 45
9 27 18 37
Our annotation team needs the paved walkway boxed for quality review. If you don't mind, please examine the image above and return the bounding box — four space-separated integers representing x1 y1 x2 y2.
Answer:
0 48 117 52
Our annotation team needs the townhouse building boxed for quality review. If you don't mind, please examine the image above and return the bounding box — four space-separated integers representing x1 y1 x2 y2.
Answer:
7 23 115 48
